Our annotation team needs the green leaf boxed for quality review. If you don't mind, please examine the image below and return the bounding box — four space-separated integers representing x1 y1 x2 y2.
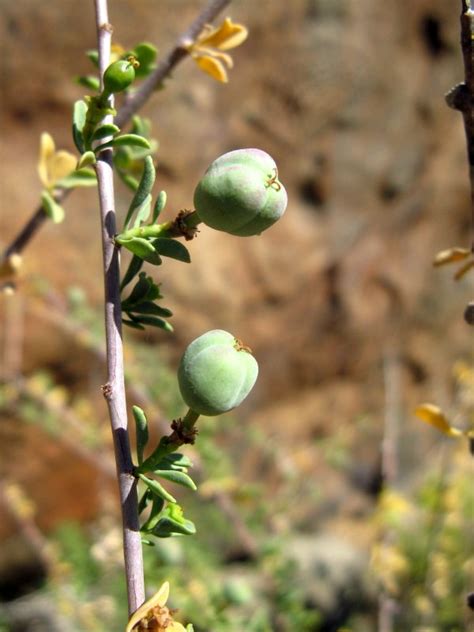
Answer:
131 115 152 138
41 190 65 224
124 156 156 229
114 146 134 170
157 453 193 471
141 539 155 546
120 255 143 291
56 168 97 189
127 302 173 318
96 134 151 152
154 469 197 491
77 150 96 169
141 496 165 532
132 406 149 466
138 473 176 503
72 100 88 153
86 49 99 67
133 43 157 68
91 123 120 142
122 272 162 308
153 511 196 537
117 171 139 192
122 272 151 307
153 238 191 263
122 318 145 330
138 489 152 514
132 195 153 229
120 237 161 265
75 75 100 91
130 315 173 332
152 191 167 223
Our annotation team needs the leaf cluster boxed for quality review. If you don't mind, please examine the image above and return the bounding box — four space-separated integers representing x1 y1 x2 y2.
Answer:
132 406 197 541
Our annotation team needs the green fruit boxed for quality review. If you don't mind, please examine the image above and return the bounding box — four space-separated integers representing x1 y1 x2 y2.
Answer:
193 148 287 236
178 330 258 416
103 59 136 94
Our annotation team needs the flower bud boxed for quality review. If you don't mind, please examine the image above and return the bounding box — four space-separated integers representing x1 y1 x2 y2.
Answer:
178 330 258 416
194 148 287 236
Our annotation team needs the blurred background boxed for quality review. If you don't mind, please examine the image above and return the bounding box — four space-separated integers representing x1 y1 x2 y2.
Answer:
0 0 473 630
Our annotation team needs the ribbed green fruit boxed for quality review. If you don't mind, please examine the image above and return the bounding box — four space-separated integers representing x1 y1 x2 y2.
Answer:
194 148 287 236
103 60 135 94
178 330 258 416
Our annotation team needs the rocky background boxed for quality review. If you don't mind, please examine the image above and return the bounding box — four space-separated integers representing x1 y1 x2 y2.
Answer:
0 0 473 629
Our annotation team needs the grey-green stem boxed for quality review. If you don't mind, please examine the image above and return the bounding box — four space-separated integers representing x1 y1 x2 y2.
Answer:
94 0 145 615
183 408 200 429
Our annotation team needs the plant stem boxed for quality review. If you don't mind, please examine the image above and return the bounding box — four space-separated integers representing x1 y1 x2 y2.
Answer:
447 2 474 250
94 0 145 615
182 408 200 429
116 211 202 243
115 0 231 126
1 0 232 266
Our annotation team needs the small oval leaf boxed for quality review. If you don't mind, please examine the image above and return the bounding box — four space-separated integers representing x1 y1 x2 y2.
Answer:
131 315 173 331
41 190 65 224
91 123 120 142
153 238 191 263
120 237 161 265
154 469 197 491
133 406 149 466
72 100 88 153
77 150 96 169
138 473 176 503
152 191 167 223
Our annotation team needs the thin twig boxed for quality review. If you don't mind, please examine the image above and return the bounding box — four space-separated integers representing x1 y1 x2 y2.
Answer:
94 0 144 615
447 2 474 250
115 0 231 126
0 0 232 266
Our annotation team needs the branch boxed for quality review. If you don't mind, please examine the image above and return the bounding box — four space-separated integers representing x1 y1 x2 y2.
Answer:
1 0 232 265
94 0 145 615
115 0 231 126
447 2 474 250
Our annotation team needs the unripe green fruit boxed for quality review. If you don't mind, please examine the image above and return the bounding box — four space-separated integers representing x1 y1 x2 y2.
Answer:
178 330 258 416
103 60 136 94
193 148 287 236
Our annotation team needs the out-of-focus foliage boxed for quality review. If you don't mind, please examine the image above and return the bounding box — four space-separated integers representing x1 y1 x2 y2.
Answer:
372 450 474 631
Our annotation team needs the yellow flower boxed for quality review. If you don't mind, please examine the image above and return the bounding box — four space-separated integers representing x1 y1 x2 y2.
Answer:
126 582 188 632
37 132 77 190
185 17 248 83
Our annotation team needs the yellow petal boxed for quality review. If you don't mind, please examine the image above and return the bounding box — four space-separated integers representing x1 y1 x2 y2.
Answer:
48 150 77 185
126 582 170 632
454 259 474 280
433 247 471 267
193 45 233 68
111 43 126 62
168 624 187 632
198 18 248 51
414 403 463 437
38 132 56 187
194 54 228 82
